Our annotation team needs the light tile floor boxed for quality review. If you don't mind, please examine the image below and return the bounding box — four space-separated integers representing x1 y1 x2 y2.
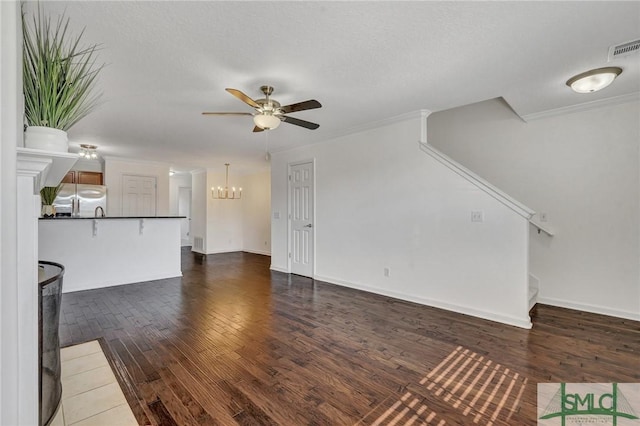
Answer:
49 340 138 426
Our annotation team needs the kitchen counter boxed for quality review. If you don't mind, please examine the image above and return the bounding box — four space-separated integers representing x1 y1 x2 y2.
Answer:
40 216 185 220
39 217 182 293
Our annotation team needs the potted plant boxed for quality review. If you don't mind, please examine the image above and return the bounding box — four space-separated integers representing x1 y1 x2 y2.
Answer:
40 184 63 217
22 5 104 152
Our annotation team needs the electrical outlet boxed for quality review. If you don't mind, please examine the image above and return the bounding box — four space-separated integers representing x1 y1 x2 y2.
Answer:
384 267 390 277
540 212 548 222
471 211 484 222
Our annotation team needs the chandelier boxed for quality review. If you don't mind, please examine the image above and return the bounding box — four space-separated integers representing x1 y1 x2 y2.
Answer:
78 144 98 159
211 163 242 200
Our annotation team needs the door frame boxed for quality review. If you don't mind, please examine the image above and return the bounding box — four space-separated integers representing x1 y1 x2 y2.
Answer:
287 159 316 277
178 186 192 246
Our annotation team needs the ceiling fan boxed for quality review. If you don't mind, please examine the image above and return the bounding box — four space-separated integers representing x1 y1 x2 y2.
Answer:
202 86 322 132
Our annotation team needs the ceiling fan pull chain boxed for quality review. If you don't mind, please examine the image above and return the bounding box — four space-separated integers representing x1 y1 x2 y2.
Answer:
265 131 271 161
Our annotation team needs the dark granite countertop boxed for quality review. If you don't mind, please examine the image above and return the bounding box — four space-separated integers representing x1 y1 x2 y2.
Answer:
40 216 186 220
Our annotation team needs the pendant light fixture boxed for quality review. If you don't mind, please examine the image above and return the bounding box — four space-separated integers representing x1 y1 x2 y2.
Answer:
566 67 622 93
211 163 242 200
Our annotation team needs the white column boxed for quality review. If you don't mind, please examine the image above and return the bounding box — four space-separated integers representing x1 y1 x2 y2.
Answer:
1 1 21 424
16 173 42 426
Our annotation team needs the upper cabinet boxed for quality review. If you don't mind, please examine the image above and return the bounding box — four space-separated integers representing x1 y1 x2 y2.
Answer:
62 171 104 185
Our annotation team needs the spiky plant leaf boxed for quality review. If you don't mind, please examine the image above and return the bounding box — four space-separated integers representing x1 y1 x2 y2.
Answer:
40 183 63 205
22 5 104 131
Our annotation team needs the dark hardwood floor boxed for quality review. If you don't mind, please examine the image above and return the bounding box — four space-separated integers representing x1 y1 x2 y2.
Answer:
59 248 640 425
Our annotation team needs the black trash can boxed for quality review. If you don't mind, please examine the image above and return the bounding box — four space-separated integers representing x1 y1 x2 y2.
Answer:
38 261 64 426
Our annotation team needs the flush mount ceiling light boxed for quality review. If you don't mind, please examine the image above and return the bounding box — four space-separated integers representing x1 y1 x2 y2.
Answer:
566 67 622 93
253 113 281 130
78 144 98 159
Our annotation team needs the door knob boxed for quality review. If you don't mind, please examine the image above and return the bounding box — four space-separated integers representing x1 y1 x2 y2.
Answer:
304 224 313 228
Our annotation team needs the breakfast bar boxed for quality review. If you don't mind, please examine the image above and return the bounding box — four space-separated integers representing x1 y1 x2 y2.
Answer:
39 216 183 293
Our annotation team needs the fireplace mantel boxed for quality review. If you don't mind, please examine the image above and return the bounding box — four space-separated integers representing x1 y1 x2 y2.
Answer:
14 148 77 426
17 147 78 192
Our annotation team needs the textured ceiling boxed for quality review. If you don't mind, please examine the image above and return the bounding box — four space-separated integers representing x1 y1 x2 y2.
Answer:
24 1 640 173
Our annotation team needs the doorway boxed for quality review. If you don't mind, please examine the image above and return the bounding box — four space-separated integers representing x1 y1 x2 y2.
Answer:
178 187 192 247
289 161 314 277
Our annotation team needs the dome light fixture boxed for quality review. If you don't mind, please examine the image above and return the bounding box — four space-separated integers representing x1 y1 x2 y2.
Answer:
253 113 281 130
78 144 98 159
566 67 622 93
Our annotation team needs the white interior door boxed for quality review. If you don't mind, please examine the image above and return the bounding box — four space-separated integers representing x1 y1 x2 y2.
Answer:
122 175 157 216
178 187 192 246
290 161 314 277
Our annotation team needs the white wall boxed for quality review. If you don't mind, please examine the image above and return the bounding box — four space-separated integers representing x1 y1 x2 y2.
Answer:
242 170 271 255
206 168 243 253
428 98 640 320
104 157 170 216
271 112 532 328
190 168 270 255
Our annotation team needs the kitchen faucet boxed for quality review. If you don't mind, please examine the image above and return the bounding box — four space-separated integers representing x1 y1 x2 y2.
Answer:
95 206 105 218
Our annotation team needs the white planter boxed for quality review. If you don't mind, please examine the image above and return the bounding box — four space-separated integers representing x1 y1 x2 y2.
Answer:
41 205 56 218
24 126 68 152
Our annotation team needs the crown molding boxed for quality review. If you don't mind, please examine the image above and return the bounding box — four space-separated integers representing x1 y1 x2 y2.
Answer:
101 155 172 167
519 92 640 122
272 109 432 155
327 109 432 141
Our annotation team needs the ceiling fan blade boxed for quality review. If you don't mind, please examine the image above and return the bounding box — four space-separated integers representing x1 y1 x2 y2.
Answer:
253 126 265 133
201 112 254 116
279 99 322 114
281 115 320 130
226 88 260 109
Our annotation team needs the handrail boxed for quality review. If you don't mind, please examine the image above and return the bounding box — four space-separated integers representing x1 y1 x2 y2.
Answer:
418 142 535 220
529 220 555 236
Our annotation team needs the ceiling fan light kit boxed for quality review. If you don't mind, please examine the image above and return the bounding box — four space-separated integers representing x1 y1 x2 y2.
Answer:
566 67 622 93
254 113 281 130
203 85 321 132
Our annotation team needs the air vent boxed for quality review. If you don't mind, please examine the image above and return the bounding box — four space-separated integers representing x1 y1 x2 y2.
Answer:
608 39 640 61
193 236 204 251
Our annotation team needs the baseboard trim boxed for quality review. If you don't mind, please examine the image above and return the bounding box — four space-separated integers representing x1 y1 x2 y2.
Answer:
202 248 244 255
63 270 183 294
314 274 532 329
244 249 271 256
537 297 640 322
270 265 289 273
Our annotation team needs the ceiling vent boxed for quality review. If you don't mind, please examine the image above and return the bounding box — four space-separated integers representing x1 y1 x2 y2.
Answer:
608 39 640 61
